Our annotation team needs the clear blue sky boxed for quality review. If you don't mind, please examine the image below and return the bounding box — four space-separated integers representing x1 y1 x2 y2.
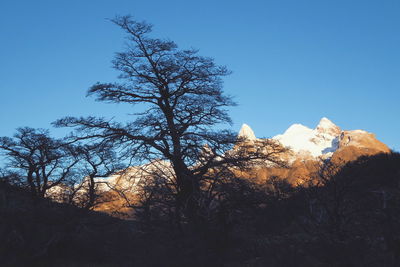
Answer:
0 0 399 151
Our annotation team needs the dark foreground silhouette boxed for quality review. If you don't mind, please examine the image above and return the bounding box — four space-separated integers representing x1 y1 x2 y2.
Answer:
1 153 400 266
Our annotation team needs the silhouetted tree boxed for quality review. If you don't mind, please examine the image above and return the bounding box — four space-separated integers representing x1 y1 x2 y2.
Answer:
0 127 79 198
55 15 285 223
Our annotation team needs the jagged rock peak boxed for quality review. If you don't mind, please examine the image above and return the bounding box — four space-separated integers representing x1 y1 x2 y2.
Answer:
316 117 341 135
317 117 335 128
316 117 339 130
238 123 256 141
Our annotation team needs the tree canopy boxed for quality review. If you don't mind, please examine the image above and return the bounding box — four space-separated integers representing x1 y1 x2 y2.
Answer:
54 15 284 222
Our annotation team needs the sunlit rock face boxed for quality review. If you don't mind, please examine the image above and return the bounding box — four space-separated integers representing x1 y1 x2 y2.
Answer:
331 130 391 164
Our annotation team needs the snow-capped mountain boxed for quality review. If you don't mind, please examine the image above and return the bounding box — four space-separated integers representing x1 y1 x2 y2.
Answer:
238 117 390 162
235 118 390 185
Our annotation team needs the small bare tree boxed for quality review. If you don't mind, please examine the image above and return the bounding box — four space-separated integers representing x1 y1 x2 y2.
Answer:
0 127 79 198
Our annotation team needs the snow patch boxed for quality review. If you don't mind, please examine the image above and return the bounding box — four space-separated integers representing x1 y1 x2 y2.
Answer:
273 118 341 158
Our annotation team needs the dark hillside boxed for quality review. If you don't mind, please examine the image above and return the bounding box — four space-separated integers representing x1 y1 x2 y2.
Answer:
0 181 138 266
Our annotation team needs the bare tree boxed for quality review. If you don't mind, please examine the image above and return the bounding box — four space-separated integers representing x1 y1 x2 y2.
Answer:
0 127 79 198
54 15 285 222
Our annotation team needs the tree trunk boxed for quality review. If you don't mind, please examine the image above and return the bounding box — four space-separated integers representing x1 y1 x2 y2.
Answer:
173 159 200 224
86 175 96 209
27 168 37 198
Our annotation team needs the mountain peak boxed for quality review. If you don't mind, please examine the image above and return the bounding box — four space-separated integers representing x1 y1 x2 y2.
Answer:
317 117 335 128
285 123 312 135
316 117 341 135
238 123 256 141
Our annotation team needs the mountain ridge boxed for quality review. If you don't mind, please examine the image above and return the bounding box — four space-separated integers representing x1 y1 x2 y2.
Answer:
238 117 390 162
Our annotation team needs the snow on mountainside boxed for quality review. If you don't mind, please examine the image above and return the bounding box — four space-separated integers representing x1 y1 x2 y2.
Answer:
93 159 173 192
273 117 340 158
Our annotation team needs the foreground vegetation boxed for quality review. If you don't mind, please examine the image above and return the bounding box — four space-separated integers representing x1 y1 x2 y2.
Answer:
1 153 399 266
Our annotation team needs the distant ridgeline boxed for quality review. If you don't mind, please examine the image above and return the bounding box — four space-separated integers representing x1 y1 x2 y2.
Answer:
44 117 391 218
